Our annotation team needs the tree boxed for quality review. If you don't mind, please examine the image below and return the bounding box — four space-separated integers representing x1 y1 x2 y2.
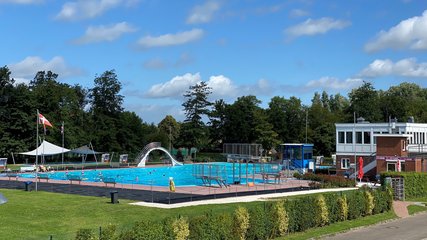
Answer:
348 82 382 122
158 115 181 149
90 70 123 115
180 81 212 149
208 99 228 149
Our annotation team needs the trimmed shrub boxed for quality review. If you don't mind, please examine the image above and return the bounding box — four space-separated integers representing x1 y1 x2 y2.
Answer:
346 191 366 220
301 173 355 188
188 212 233 240
75 229 96 240
323 193 340 223
172 217 190 240
234 206 250 240
363 191 374 216
100 224 117 240
314 195 329 226
131 219 166 240
267 201 288 238
247 206 268 240
381 172 427 199
337 195 348 221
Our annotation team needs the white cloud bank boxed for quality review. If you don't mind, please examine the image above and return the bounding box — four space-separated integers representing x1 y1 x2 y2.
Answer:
137 29 204 49
56 0 135 21
144 73 272 100
285 17 350 38
186 1 220 24
8 56 82 84
365 10 427 52
305 77 363 91
359 58 427 78
74 22 137 44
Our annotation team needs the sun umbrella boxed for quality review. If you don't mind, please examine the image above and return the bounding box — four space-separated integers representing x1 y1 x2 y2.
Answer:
358 157 364 181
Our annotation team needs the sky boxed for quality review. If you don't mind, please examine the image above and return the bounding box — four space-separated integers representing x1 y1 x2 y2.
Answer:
1 0 427 124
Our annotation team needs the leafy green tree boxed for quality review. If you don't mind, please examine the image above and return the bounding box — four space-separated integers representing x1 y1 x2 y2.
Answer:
158 115 181 150
208 99 228 149
348 82 382 122
180 81 212 149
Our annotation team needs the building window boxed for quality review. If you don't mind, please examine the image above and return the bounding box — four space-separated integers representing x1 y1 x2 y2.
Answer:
356 132 362 144
346 132 353 144
364 132 371 144
338 131 345 144
387 162 396 172
341 158 350 169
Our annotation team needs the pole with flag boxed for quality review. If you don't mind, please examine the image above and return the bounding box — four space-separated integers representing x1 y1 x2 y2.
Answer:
36 111 53 191
61 121 64 168
35 110 39 191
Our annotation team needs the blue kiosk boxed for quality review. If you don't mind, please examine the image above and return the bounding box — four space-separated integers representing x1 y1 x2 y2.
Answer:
281 143 315 173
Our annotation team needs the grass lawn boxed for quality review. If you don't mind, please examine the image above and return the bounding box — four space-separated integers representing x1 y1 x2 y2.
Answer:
278 211 397 240
0 188 264 239
407 204 427 215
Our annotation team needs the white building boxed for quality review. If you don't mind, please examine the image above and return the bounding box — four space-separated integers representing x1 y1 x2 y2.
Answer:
335 117 427 177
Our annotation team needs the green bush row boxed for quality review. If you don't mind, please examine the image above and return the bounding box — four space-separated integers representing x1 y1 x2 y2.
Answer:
75 188 392 240
381 172 427 199
295 172 356 188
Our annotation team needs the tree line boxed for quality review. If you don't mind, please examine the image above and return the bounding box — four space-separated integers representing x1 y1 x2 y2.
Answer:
1 65 426 160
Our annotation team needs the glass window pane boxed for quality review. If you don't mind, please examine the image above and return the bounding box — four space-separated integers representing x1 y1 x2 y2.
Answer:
346 132 353 144
356 132 362 144
338 132 345 143
364 132 371 144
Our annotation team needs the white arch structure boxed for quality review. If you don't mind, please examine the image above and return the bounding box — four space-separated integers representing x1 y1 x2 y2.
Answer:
137 146 183 167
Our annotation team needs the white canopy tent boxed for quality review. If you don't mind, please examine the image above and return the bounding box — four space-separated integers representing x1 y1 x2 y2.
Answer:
69 145 102 164
19 140 70 156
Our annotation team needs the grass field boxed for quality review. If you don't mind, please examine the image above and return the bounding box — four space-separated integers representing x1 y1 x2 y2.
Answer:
0 189 264 239
0 188 398 240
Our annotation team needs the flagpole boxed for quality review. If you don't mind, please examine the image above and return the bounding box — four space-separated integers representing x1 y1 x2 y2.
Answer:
61 121 64 168
35 110 39 192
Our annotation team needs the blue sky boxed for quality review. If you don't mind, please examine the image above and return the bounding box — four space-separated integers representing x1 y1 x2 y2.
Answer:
1 0 427 124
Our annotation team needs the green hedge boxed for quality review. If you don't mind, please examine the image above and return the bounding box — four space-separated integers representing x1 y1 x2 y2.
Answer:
381 172 427 199
298 173 356 188
76 189 392 240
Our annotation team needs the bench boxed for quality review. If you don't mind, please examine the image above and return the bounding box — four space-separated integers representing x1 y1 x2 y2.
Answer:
20 166 36 172
67 175 83 184
102 177 116 187
38 174 50 182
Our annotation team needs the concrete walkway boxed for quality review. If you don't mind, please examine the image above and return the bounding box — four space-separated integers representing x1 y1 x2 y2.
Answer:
130 187 357 209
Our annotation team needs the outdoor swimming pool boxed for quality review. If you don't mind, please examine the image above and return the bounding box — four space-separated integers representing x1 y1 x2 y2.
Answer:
18 163 280 187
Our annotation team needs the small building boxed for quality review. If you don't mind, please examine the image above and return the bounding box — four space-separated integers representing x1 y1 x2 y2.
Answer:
335 117 427 178
281 143 314 173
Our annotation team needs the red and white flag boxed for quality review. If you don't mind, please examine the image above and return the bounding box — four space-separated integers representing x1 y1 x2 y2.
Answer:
39 113 53 128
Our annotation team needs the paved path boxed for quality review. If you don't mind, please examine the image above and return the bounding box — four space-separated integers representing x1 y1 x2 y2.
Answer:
323 211 427 240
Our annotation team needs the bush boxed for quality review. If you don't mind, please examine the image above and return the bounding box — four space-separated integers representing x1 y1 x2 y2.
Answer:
381 172 427 199
188 212 233 240
100 224 117 240
337 195 348 221
247 206 268 240
364 191 375 216
314 195 329 226
267 201 288 238
75 229 96 240
131 219 166 240
234 206 250 240
346 191 366 220
301 173 355 188
172 217 190 240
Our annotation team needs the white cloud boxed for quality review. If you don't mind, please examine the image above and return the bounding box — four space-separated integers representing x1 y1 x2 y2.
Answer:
207 75 237 97
145 73 201 98
56 0 132 21
8 56 83 84
359 58 427 78
137 29 204 49
285 17 350 38
74 22 137 44
0 0 42 4
187 1 220 24
365 10 427 52
144 73 273 100
305 77 363 90
289 9 309 18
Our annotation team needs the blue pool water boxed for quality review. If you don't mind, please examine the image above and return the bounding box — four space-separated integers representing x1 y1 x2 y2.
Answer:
18 163 279 187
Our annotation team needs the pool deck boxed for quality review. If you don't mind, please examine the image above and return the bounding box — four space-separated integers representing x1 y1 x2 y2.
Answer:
0 175 315 204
